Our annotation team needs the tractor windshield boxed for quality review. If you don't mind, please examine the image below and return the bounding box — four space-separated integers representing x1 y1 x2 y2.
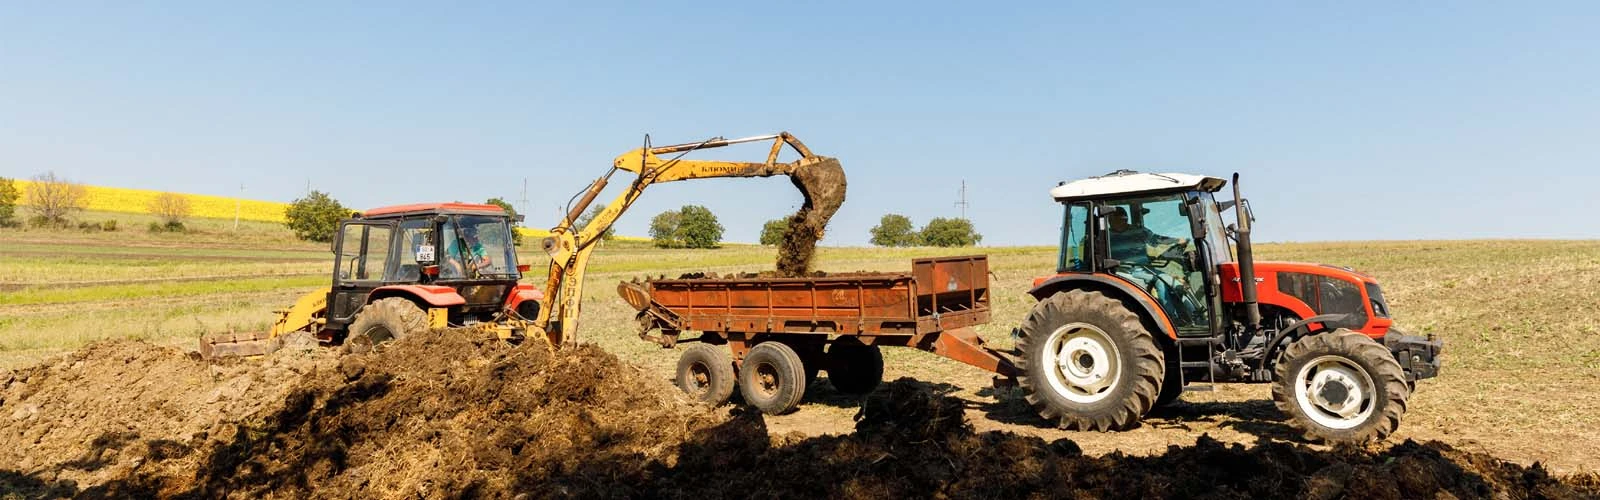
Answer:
439 215 519 280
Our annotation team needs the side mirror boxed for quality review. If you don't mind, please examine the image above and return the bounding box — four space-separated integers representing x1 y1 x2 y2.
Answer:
1218 200 1237 212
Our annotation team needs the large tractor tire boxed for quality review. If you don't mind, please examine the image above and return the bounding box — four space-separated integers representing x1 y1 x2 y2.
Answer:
1154 357 1184 408
676 344 736 406
739 342 808 415
824 337 884 395
1016 290 1165 431
1272 329 1409 443
346 297 428 353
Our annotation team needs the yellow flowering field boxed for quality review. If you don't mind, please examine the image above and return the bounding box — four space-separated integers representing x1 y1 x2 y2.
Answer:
13 180 289 222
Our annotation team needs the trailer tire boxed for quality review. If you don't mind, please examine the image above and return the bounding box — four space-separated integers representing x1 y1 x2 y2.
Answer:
739 342 808 415
824 338 884 395
676 344 736 406
1016 290 1164 431
346 298 429 353
1273 329 1408 443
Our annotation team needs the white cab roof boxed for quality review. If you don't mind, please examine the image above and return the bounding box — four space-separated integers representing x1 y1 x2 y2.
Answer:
1050 170 1227 201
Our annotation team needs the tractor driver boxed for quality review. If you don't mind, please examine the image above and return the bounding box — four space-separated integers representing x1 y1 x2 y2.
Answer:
1107 207 1187 266
1108 206 1204 324
441 223 491 279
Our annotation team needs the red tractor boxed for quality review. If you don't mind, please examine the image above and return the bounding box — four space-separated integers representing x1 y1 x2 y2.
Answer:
1017 170 1440 442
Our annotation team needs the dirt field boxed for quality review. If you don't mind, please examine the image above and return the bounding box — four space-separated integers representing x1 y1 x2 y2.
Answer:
3 227 1599 497
2 331 1595 499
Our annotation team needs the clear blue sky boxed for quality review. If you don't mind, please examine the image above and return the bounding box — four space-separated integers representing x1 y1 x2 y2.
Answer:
3 2 1596 245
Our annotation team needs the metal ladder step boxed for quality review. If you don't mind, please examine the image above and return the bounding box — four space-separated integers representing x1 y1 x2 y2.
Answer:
1182 385 1215 392
1175 337 1220 393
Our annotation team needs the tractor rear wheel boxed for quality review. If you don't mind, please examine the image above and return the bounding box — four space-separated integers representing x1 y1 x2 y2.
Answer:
739 342 808 415
676 344 736 406
346 298 428 353
1154 357 1184 408
824 337 884 395
1017 290 1165 431
1272 329 1409 443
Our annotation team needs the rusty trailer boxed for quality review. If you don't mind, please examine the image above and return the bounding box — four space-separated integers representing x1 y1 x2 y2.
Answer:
618 255 1016 414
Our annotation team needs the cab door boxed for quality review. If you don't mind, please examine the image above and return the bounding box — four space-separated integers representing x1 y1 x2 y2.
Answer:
327 221 396 325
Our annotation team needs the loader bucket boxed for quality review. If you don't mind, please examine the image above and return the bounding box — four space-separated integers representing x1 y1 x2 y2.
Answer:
777 156 846 277
199 331 284 360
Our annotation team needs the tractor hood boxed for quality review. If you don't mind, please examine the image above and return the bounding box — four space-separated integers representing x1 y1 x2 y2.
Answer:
1220 260 1392 335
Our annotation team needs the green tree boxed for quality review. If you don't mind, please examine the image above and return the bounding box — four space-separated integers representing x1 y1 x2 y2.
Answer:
575 204 616 241
759 217 789 246
919 217 983 247
869 214 919 247
676 205 723 249
484 197 524 246
648 210 682 248
284 190 349 243
0 177 18 228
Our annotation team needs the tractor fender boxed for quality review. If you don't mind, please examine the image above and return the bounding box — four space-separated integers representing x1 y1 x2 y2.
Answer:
369 285 467 307
1256 313 1350 373
1028 274 1177 340
505 284 544 319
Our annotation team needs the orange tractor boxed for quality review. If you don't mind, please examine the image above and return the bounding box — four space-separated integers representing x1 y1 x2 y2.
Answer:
1017 170 1441 442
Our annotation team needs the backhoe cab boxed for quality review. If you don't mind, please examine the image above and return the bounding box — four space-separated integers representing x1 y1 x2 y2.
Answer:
1017 170 1440 443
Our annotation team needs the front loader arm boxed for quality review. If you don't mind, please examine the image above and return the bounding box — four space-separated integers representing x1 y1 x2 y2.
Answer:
530 132 840 347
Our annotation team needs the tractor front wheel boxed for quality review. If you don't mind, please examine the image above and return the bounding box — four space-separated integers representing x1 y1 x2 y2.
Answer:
346 297 429 353
1272 329 1409 443
1017 290 1165 431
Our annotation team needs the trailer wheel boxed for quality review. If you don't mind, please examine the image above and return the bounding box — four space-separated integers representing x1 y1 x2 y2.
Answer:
676 344 736 406
1273 329 1408 443
824 338 883 394
739 342 808 415
1016 290 1164 431
346 298 428 353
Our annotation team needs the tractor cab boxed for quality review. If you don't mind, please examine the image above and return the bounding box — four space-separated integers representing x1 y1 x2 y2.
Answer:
1019 170 1441 443
324 203 541 341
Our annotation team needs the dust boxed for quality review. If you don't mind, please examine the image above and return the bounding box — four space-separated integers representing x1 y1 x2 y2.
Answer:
776 156 846 277
3 340 1595 499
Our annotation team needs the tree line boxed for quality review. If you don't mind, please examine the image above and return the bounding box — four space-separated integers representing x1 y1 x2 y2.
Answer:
2 174 982 248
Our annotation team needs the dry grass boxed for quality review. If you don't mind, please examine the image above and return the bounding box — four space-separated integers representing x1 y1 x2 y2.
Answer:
1 235 1595 471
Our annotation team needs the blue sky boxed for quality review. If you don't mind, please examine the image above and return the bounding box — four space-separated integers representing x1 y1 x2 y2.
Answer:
2 2 1596 245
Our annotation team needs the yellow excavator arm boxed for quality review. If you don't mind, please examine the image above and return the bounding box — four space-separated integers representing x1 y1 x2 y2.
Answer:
529 132 844 347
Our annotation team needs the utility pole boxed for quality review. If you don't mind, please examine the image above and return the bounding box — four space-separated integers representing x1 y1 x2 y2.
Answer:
234 183 243 231
518 178 530 222
954 180 970 220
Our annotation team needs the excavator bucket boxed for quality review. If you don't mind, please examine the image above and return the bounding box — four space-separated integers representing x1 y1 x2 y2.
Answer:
777 156 847 277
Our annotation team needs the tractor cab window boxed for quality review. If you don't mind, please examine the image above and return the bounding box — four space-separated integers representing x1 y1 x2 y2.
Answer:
335 223 393 283
1103 195 1210 331
1058 203 1091 272
440 215 519 280
387 218 435 282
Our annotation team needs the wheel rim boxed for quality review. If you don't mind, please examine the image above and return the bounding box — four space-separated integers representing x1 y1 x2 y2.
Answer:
1042 322 1122 404
685 362 711 396
367 325 394 344
1294 355 1377 430
754 362 780 399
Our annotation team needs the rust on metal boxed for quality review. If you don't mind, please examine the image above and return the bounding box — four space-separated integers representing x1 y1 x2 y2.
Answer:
624 255 1017 376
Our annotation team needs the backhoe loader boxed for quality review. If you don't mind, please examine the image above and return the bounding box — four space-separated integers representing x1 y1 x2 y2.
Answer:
199 132 845 357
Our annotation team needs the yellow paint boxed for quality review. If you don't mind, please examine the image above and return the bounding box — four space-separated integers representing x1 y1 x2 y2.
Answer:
269 289 328 337
428 308 449 328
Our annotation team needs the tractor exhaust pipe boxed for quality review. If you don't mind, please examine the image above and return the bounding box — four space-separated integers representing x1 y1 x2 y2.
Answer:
1232 173 1263 331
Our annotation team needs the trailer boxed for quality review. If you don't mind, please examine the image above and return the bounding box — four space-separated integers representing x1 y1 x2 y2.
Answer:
618 255 1016 414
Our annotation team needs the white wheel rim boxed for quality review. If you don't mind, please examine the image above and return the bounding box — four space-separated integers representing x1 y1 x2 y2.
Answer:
1294 355 1377 430
1042 322 1122 404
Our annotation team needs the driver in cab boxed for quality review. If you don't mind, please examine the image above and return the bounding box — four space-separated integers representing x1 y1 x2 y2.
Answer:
1107 207 1187 265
